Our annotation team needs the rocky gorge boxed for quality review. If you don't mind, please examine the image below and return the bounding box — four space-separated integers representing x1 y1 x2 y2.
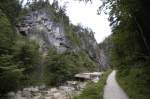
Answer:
7 72 103 99
0 0 108 98
17 7 100 62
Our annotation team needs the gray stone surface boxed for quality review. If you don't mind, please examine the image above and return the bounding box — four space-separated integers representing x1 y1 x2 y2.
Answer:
18 9 69 53
7 71 103 99
17 8 101 66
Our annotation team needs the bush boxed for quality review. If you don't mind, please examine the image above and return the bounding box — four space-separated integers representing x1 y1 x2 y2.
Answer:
117 68 150 99
74 70 112 99
0 55 23 94
44 49 97 86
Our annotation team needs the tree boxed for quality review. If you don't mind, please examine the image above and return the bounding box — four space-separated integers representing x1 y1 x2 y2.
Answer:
0 55 23 94
0 10 14 55
13 39 40 74
97 0 150 98
0 0 21 24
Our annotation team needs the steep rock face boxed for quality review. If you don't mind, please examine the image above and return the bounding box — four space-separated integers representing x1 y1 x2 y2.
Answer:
17 8 101 66
18 9 70 53
99 36 113 69
99 49 109 69
76 30 100 63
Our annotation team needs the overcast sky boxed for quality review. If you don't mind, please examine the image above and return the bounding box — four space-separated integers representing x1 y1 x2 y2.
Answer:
57 0 112 43
23 0 112 43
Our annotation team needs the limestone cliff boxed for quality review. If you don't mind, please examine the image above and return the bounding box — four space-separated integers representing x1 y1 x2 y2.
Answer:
99 36 113 69
17 8 70 53
17 7 101 66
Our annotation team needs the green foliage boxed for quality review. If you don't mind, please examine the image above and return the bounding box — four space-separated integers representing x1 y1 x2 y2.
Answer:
0 0 98 96
98 0 150 98
0 38 40 94
117 68 150 99
99 36 113 69
0 10 14 55
0 55 23 94
48 2 81 47
0 9 41 94
13 39 40 74
0 0 21 24
13 38 42 86
38 96 45 99
74 70 112 99
0 10 23 94
44 49 97 86
65 26 82 47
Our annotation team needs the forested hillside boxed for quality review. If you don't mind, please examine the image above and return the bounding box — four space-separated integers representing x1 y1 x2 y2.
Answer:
0 0 100 97
99 0 150 99
1 0 150 99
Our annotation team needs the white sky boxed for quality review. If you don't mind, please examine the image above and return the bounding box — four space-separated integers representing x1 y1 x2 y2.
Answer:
57 0 112 43
23 0 112 43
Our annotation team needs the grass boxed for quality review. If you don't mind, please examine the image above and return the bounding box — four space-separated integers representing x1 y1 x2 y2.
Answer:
117 69 150 99
74 69 112 99
38 96 45 99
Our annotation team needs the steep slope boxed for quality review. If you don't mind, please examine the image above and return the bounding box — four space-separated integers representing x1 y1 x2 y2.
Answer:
0 1 103 96
99 36 113 69
14 1 102 87
17 8 69 53
17 5 101 66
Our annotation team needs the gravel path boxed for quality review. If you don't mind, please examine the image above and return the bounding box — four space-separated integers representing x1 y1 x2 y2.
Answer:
103 70 129 99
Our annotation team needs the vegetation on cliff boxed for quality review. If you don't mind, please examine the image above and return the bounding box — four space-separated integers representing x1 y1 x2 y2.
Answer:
0 0 99 96
44 49 97 86
0 8 41 94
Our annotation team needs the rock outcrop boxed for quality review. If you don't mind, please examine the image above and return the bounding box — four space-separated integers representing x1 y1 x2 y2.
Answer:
99 36 113 69
17 7 101 66
17 9 70 53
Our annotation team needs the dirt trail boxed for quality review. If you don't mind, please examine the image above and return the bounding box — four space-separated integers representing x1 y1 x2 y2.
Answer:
103 70 129 99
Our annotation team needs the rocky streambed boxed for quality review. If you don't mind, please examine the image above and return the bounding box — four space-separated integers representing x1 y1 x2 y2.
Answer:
7 82 86 99
7 72 102 99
